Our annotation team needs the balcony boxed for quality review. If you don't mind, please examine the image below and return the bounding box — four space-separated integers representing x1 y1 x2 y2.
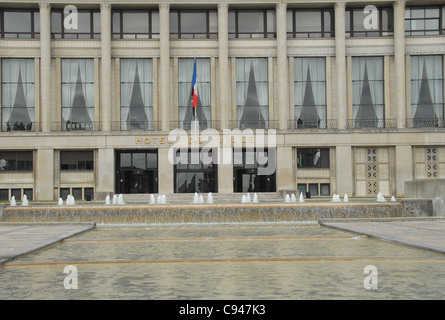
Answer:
406 118 445 128
112 121 161 131
346 119 397 129
51 121 102 132
229 120 279 130
288 119 337 130
170 120 220 131
1 122 39 132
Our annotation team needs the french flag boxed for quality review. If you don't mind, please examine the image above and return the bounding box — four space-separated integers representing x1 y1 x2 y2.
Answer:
191 58 198 114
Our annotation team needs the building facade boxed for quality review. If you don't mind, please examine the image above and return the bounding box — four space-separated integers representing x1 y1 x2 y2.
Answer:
0 0 445 201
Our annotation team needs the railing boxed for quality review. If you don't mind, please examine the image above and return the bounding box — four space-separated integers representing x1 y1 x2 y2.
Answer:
1 122 39 132
111 121 161 131
170 120 220 131
51 121 102 132
406 118 445 128
288 119 337 129
229 120 279 130
346 119 397 129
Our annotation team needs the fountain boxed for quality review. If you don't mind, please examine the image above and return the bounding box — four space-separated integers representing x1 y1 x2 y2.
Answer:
66 195 75 206
246 193 251 203
252 193 259 203
285 194 290 203
10 196 16 206
149 194 156 204
112 195 118 205
241 195 247 203
377 192 386 202
290 194 297 203
58 198 64 206
207 192 214 204
161 194 167 204
299 193 304 203
344 194 349 202
192 192 199 204
22 195 29 206
332 194 341 202
105 195 111 205
199 194 204 204
117 194 125 205
391 196 396 202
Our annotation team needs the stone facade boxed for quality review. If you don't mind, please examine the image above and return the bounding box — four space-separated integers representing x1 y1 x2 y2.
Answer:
0 0 445 201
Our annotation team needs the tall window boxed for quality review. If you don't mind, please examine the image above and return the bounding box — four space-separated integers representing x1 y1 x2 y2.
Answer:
236 58 269 129
351 57 385 128
170 10 217 39
112 9 159 39
346 7 394 37
51 9 100 39
410 55 444 127
178 58 211 129
287 9 334 38
120 59 154 130
60 151 94 170
1 59 36 132
0 151 33 171
294 58 327 128
0 9 40 39
174 149 218 193
405 6 444 36
61 59 95 130
228 10 276 38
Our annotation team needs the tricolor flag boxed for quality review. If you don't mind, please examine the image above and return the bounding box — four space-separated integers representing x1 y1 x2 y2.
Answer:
191 58 198 117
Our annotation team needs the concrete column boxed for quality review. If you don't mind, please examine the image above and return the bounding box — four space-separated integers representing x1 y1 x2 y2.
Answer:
218 3 229 130
159 3 170 131
35 149 54 201
335 145 353 196
277 147 294 192
335 2 347 129
218 148 233 193
394 0 406 129
39 3 51 133
100 3 112 132
276 3 288 130
96 148 115 200
158 148 174 194
395 145 412 197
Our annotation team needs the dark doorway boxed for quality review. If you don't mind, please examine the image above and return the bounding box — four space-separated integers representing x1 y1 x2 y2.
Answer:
115 150 158 194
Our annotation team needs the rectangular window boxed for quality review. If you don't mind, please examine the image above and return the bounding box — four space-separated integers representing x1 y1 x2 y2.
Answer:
60 151 94 171
0 189 8 201
0 9 40 39
178 58 212 129
112 9 159 39
405 6 442 36
294 57 327 129
287 9 334 38
0 151 33 171
346 7 393 37
1 59 36 132
351 57 385 128
229 9 276 39
51 9 100 39
297 148 330 169
170 10 217 39
61 59 95 130
236 58 269 129
120 59 154 130
410 55 444 128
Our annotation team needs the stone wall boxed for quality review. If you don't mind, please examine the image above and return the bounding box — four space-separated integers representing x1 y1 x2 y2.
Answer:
405 179 445 216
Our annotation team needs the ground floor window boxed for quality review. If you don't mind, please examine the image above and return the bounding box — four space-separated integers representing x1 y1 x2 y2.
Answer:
0 188 33 201
60 187 94 201
174 149 218 193
297 183 330 197
115 150 158 194
233 148 276 193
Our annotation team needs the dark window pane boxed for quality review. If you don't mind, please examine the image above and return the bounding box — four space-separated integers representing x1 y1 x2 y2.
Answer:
181 12 206 33
11 189 21 201
0 189 8 201
112 12 121 34
93 11 101 34
297 148 330 168
238 12 263 33
60 188 70 200
24 188 33 201
295 11 321 33
72 188 82 200
51 11 62 34
4 12 31 34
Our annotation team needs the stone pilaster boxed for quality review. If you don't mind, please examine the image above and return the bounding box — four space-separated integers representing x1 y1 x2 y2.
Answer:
335 2 347 129
218 3 229 130
276 3 288 130
394 0 406 129
159 3 170 131
100 3 112 132
39 3 51 133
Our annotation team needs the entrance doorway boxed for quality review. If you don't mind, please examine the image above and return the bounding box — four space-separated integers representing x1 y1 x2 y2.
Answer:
115 150 158 194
